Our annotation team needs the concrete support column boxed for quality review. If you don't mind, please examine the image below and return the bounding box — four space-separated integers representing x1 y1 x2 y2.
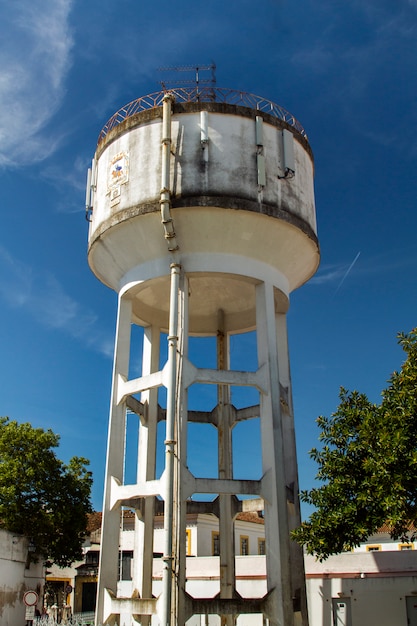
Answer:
255 282 293 626
275 314 308 626
96 295 132 626
217 310 236 626
134 325 160 621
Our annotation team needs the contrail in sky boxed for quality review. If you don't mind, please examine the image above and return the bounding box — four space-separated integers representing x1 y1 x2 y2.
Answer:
335 251 361 293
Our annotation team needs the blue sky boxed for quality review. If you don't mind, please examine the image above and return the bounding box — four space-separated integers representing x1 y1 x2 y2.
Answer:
0 0 416 513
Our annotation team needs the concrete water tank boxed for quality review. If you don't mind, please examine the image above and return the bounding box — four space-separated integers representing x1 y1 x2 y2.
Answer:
88 90 318 333
87 87 318 626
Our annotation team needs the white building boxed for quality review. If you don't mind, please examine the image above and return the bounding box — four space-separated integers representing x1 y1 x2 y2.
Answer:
47 511 266 617
305 527 417 626
47 514 417 626
0 528 45 626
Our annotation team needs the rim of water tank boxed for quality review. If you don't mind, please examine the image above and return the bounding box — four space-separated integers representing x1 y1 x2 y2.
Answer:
96 87 308 146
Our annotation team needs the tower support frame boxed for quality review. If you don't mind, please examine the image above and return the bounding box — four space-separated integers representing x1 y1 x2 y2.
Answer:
96 266 308 626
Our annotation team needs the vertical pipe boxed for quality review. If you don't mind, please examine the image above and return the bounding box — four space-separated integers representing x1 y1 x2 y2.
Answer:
160 94 178 250
200 110 209 144
161 262 181 626
217 310 235 626
172 272 189 626
200 110 209 164
161 96 172 191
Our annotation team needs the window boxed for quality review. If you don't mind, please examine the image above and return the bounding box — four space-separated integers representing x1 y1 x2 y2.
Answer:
366 545 381 552
85 551 99 565
399 543 414 550
258 538 266 555
186 529 192 556
240 536 249 556
212 531 220 556
120 550 133 580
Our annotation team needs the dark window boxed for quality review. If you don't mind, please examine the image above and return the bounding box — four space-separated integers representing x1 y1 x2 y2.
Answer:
85 551 99 565
120 550 133 580
212 532 220 556
240 536 249 555
366 545 381 552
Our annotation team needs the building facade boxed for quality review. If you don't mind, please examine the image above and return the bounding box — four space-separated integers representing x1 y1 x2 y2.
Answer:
0 528 45 626
47 514 417 625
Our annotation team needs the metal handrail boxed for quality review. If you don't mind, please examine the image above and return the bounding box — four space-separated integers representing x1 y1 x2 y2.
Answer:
97 87 307 145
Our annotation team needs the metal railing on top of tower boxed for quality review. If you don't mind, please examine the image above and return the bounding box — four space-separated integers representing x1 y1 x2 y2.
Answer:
97 87 307 145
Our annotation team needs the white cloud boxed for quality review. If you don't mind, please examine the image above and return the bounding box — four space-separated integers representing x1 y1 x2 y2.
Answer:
0 245 113 357
40 154 88 213
309 256 362 291
0 0 74 167
45 154 87 190
291 45 334 75
309 263 349 286
289 2 417 88
310 250 417 290
0 247 33 306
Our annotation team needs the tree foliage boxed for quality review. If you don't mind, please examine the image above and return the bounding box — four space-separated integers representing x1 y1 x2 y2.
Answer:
292 328 417 560
0 417 92 566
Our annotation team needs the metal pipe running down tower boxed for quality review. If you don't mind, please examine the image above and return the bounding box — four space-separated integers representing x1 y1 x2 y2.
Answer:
217 310 236 626
161 262 182 626
160 94 178 252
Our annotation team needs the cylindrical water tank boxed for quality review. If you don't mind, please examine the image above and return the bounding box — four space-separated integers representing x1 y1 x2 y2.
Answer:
87 89 319 334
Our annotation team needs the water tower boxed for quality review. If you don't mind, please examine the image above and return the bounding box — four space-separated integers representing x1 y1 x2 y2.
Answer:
86 85 319 626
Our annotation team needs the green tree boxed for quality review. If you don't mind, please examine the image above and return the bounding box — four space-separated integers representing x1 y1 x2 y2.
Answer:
293 328 417 560
0 417 92 566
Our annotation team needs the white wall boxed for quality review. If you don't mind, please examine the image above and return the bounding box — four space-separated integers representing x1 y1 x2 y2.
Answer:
51 517 417 626
0 529 45 626
306 575 415 626
150 556 266 626
305 551 417 626
234 519 265 555
190 514 265 557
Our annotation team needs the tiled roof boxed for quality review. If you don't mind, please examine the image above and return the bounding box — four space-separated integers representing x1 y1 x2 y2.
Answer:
236 512 265 525
88 510 265 530
87 512 102 533
376 522 417 534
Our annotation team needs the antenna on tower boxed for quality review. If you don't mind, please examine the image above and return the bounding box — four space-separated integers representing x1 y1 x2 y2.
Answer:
157 63 216 97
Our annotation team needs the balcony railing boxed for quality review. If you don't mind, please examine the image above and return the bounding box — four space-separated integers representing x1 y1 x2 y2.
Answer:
97 87 307 145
